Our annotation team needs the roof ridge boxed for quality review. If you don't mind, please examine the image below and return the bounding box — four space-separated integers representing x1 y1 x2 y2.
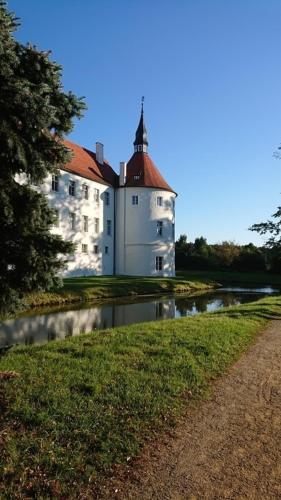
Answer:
61 139 118 187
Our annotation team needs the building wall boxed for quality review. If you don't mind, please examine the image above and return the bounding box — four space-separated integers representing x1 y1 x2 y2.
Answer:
39 170 115 276
17 170 176 277
116 187 176 277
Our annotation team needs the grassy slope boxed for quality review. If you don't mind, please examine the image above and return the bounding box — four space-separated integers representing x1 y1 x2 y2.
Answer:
1 296 281 497
177 269 281 286
25 275 216 308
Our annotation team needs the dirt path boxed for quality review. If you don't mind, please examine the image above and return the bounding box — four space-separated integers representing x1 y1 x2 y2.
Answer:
112 320 281 499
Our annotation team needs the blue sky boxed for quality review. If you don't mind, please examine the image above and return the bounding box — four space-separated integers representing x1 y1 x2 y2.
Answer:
8 0 281 245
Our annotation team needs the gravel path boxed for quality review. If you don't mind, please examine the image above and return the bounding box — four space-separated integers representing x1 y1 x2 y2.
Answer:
115 320 281 499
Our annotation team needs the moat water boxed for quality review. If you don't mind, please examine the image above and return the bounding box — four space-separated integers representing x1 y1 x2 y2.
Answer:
0 286 279 348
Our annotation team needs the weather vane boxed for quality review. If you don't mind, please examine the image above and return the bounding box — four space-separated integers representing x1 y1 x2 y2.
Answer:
141 96 144 111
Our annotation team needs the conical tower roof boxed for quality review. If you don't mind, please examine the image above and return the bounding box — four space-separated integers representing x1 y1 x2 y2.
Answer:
124 105 176 194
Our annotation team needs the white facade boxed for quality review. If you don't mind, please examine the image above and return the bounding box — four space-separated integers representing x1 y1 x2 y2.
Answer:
27 110 177 277
40 168 176 277
115 187 176 277
41 169 115 277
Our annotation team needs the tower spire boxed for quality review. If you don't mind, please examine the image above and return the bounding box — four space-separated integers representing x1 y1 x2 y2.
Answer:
134 97 148 153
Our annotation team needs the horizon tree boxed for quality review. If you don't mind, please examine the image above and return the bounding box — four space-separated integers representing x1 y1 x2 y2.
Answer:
250 207 281 272
250 207 281 249
0 1 86 312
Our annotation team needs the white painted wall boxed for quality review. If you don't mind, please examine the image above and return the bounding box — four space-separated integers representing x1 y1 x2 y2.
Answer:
17 170 177 277
116 187 176 277
39 169 115 277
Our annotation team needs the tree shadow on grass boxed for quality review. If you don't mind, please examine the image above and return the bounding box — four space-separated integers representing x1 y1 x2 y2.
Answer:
214 300 281 320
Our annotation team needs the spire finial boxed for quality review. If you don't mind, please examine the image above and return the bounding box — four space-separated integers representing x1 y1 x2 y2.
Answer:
134 99 148 152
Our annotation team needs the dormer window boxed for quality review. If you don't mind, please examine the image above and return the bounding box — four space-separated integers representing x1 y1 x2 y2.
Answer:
134 144 147 153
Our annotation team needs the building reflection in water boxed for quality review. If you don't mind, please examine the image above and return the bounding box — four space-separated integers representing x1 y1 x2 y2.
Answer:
0 299 175 347
0 288 277 347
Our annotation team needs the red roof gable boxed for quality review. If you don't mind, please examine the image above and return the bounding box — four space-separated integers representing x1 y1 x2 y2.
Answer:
125 152 175 193
61 139 118 187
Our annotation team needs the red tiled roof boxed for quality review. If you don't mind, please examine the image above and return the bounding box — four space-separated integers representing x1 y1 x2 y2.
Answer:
61 139 118 187
125 152 175 193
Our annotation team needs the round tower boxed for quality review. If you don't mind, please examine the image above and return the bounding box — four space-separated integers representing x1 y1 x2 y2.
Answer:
116 104 176 277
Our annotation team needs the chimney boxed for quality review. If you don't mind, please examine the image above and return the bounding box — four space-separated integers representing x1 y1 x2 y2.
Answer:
119 161 127 186
96 142 104 164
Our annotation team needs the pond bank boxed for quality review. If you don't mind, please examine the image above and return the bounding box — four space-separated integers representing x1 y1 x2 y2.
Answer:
24 275 217 309
1 286 279 347
177 269 281 286
1 295 281 498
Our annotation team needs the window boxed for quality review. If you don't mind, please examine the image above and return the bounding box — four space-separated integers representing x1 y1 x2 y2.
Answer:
94 188 100 203
105 192 110 206
157 196 163 207
172 199 175 210
156 256 163 271
70 212 76 230
82 184 89 200
94 217 99 234
172 223 175 240
94 245 99 254
107 219 112 236
83 215 89 232
52 174 59 192
69 180 76 196
53 209 59 227
82 244 88 253
156 301 163 318
132 195 138 205
157 220 163 236
133 174 140 181
105 246 109 255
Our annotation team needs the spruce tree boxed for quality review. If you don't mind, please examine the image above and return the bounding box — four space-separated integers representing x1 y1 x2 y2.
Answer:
0 2 86 312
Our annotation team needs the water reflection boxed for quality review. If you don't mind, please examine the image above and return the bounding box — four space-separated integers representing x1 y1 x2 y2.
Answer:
0 286 279 347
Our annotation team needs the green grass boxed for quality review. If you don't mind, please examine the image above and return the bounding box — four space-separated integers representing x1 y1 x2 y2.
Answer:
25 275 216 308
1 295 281 497
176 269 281 286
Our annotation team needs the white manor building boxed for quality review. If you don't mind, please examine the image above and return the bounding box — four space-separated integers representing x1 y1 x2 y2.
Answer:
40 107 176 277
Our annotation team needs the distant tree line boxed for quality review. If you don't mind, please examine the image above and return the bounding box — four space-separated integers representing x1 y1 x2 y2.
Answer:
175 235 281 273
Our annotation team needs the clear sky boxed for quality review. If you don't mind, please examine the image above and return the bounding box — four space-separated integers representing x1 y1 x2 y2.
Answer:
8 0 281 246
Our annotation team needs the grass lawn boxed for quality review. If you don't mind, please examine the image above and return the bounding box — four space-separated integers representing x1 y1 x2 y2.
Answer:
1 295 281 497
25 275 216 308
176 269 281 286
